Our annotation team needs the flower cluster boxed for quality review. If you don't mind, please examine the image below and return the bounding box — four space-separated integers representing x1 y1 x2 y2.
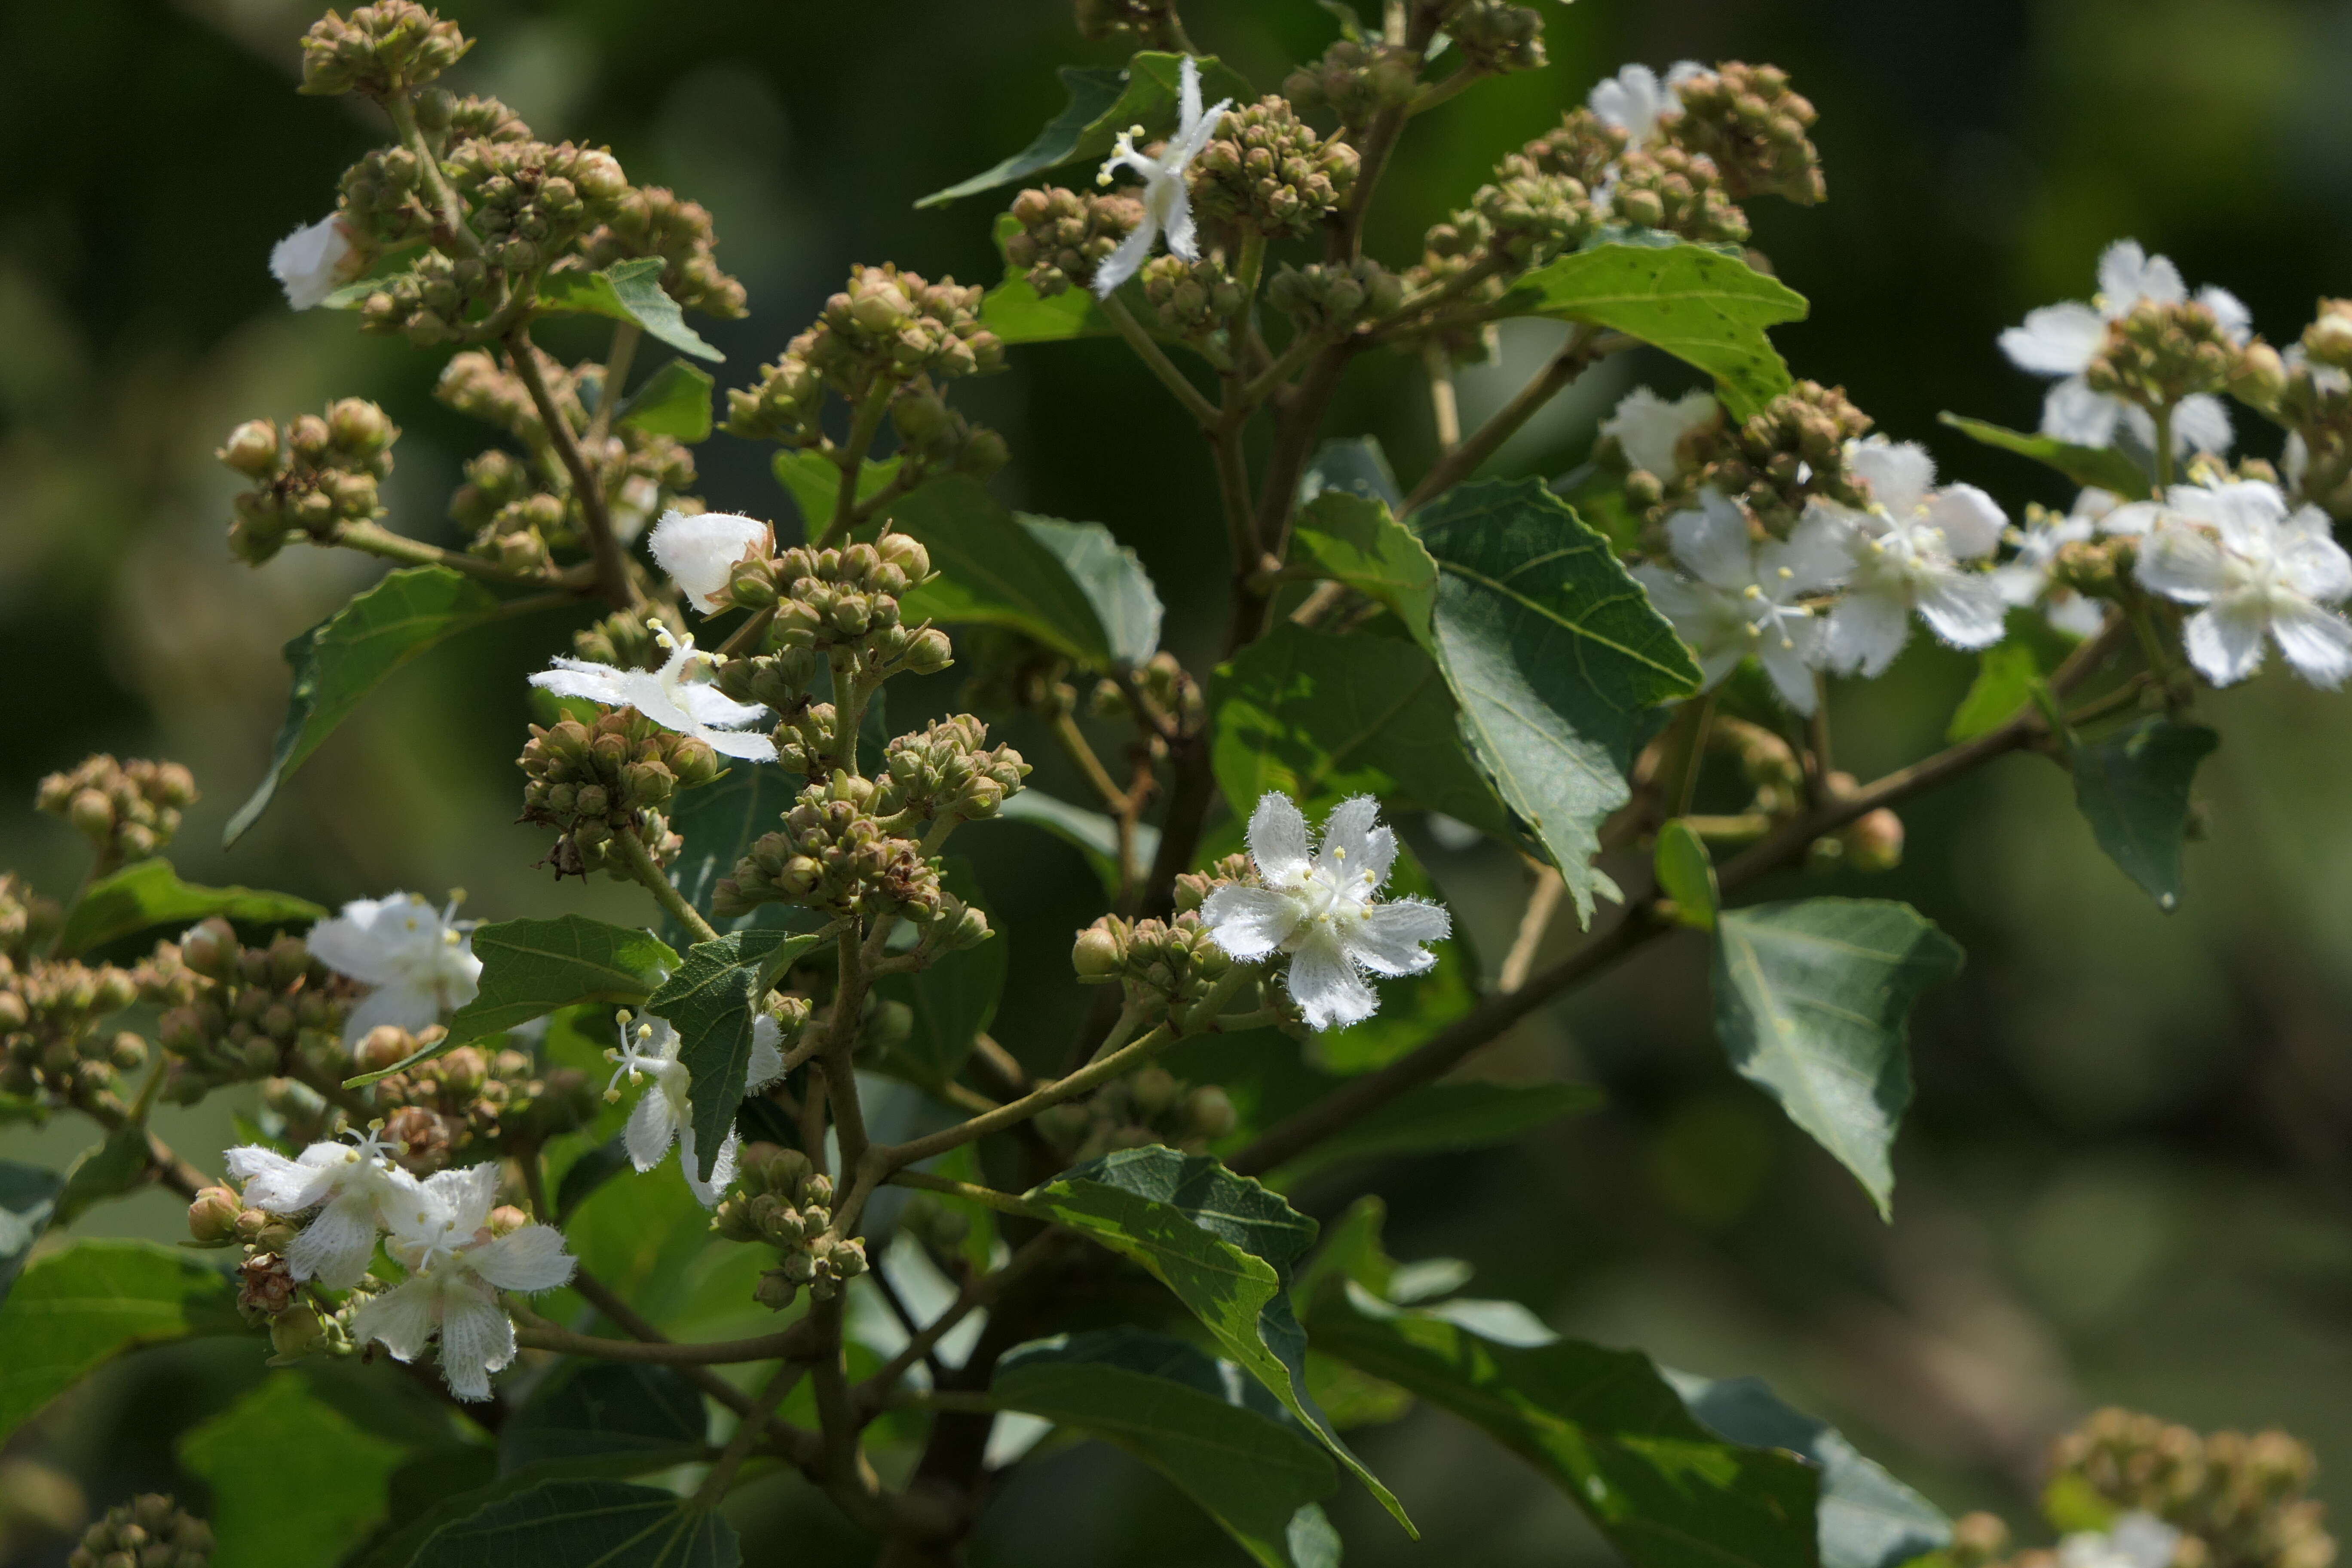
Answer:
34 756 196 873
297 0 468 98
150 919 349 1103
1005 185 1149 299
1191 95 1361 240
1034 1064 1238 1164
874 716 1031 826
0 910 144 1112
1072 908 1243 1025
355 1030 596 1174
713 1142 869 1309
216 401 399 565
66 1495 213 1568
714 772 947 924
576 184 747 319
533 621 778 763
517 704 723 878
306 893 482 1046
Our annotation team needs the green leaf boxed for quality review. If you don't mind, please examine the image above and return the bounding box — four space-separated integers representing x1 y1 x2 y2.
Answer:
0 1240 239 1441
892 477 1117 667
772 450 903 540
1666 1369 1951 1568
538 259 724 363
52 1123 153 1228
998 788 1160 897
1303 1213 1819 1568
1289 491 1437 635
1711 899 1964 1218
981 211 1118 345
664 767 809 944
647 928 830 1180
412 1478 739 1567
1212 623 1515 848
1019 514 1164 666
992 1329 1340 1568
1946 640 2046 742
0 1162 64 1304
1506 242 1808 420
56 859 324 958
2068 717 2219 911
617 359 715 442
180 1372 410 1568
1023 1145 1412 1532
878 861 1004 1091
1937 413 2153 499
500 1362 710 1475
1654 820 1720 931
436 916 677 1057
918 53 1254 208
225 567 511 846
1274 1081 1602 1181
1417 480 1704 925
1297 435 1403 512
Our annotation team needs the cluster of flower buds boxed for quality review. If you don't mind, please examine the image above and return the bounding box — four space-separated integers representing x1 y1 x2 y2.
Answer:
890 380 1011 481
1004 187 1146 299
217 401 399 565
1072 0 1185 43
1192 97 1360 240
1034 1064 1238 1164
1267 257 1406 341
735 536 953 676
1070 910 1244 1023
186 1183 316 1349
35 756 196 872
1611 146 1749 246
713 1143 869 1309
517 710 718 879
1088 650 1207 746
2045 1409 2337 1568
0 946 144 1111
1475 156 1605 268
2264 306 2352 515
714 774 944 924
65 1494 213 1568
1141 255 1245 343
876 717 1030 825
1282 39 1421 129
1447 1 1548 74
1678 380 1874 536
2084 301 2251 416
150 920 350 1104
1521 109 1630 192
576 185 747 319
338 144 438 250
354 248 502 346
349 1029 594 1173
442 136 628 276
569 609 672 672
298 0 469 98
1669 63 1826 205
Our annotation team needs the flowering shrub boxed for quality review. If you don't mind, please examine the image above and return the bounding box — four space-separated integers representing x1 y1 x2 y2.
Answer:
0 2 2341 1565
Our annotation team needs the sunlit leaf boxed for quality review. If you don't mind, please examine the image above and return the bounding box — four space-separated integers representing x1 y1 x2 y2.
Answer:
539 258 723 362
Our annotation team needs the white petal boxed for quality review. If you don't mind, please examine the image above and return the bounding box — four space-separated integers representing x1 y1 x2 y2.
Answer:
625 1083 680 1171
679 1123 738 1208
428 1164 500 1237
1347 900 1450 977
1757 625 1822 712
228 1145 337 1212
1925 484 2006 559
2282 514 2352 602
1314 796 1384 882
2268 602 2352 688
1847 438 1935 516
1091 216 1160 299
1245 793 1312 882
2045 591 2109 639
1914 572 2009 650
1776 511 1857 592
1602 387 1716 477
2097 501 2166 538
1283 931 1378 1032
435 1286 516 1402
470 1224 576 1292
352 1277 441 1362
1201 885 1305 961
270 215 355 311
2171 394 2233 457
649 511 770 612
2196 286 2252 344
747 1014 786 1088
1825 591 1913 677
1161 184 1200 263
530 659 634 707
671 680 770 731
340 982 441 1047
2099 239 2182 309
1666 491 1756 590
2042 379 2123 446
287 1191 383 1288
1999 301 2106 376
2112 1515 2184 1568
1177 54 1204 137
2134 525 2226 604
701 727 781 762
2183 603 2267 686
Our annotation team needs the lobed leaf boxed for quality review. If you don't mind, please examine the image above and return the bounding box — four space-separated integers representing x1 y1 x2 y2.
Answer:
1289 491 1437 636
1711 898 1964 1218
225 567 518 846
1506 242 1807 420
0 1240 241 1442
647 928 830 1181
410 1477 739 1568
1937 412 2153 499
179 1372 410 1568
1417 480 1703 926
537 258 724 362
992 1329 1341 1568
616 358 715 442
2068 717 2219 911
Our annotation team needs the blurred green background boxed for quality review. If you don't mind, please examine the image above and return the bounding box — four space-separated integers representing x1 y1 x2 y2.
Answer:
4 0 2351 1563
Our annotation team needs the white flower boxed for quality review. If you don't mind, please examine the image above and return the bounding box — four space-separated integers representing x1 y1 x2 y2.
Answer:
1992 493 2109 639
2131 477 2352 687
1796 438 2009 677
307 894 482 1049
2058 1513 2181 1568
223 1125 420 1289
1200 794 1451 1032
1587 61 1704 144
1634 490 1843 713
531 621 778 762
1091 57 1231 298
648 510 772 613
1998 239 2248 459
1600 387 1718 478
607 1010 787 1207
270 214 359 311
352 1163 575 1403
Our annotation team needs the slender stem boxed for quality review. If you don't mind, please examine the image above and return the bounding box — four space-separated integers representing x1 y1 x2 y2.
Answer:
384 93 480 260
856 1231 1064 1412
885 1167 1046 1219
1669 689 1718 820
807 1295 866 1485
331 520 561 585
1425 344 1461 452
1227 615 2136 1176
513 1317 804 1364
1401 325 1615 513
1808 677 1836 791
823 382 896 548
76 1098 207 1200
1050 712 1128 813
505 328 637 609
586 322 643 448
1099 294 1220 429
1237 331 1327 408
969 1033 1030 1099
615 824 717 943
1495 862 1565 994
1408 65 1485 116
693 1363 800 1508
